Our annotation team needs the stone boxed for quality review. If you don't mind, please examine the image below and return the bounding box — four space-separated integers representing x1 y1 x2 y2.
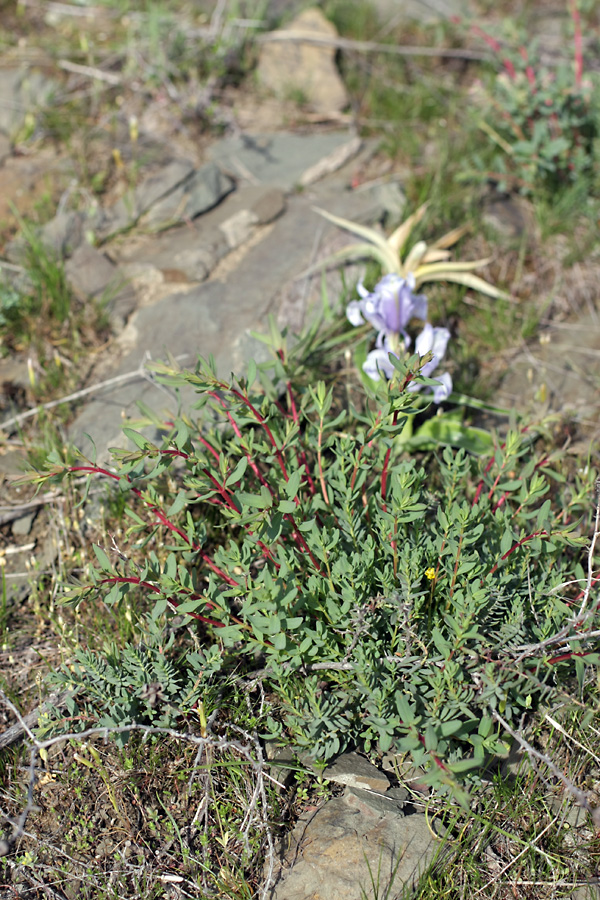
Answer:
112 185 285 283
92 158 200 238
40 212 87 259
133 159 196 214
67 162 403 461
249 187 286 224
64 244 137 332
206 130 361 193
0 448 28 481
572 886 600 900
0 68 58 138
40 211 86 258
112 221 227 284
11 511 36 537
299 136 362 187
257 8 348 115
265 744 312 789
140 163 235 230
270 789 441 900
65 244 120 300
323 752 390 792
346 785 408 815
482 193 530 240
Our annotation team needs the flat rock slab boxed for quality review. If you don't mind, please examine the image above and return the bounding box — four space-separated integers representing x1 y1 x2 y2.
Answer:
205 130 361 192
270 789 441 900
65 244 137 332
323 752 390 792
0 68 58 138
67 177 399 461
112 185 286 284
93 160 235 239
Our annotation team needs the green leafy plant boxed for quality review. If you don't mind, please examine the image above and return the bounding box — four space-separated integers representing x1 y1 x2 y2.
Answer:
471 5 600 194
32 329 598 797
39 615 224 746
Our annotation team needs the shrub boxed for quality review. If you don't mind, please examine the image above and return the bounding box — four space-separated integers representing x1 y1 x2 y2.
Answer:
36 329 597 794
471 7 600 194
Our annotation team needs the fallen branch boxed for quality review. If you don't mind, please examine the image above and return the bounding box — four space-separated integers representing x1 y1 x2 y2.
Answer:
0 707 277 900
257 31 490 61
0 353 189 434
57 59 122 85
492 709 600 830
0 689 76 754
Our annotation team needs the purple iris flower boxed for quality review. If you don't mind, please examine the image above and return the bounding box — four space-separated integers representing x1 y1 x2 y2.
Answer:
407 322 453 403
346 273 427 347
362 331 397 382
364 323 453 403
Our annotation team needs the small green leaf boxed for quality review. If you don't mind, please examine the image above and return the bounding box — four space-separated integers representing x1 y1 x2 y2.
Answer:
93 544 112 573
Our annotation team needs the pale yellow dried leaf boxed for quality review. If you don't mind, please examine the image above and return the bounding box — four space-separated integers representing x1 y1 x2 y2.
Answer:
387 202 429 253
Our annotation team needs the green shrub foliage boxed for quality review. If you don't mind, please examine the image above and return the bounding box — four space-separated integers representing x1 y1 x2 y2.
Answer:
41 339 596 790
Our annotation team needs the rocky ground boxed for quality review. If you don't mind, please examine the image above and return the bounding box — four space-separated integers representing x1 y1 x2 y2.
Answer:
0 0 599 898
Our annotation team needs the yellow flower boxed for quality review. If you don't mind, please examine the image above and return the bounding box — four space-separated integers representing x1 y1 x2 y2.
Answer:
425 567 436 581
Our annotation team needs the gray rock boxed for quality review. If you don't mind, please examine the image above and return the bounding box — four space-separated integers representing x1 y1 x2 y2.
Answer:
40 211 86 258
0 356 30 396
206 130 361 193
90 159 199 240
269 789 441 900
346 785 408 815
323 752 390 792
257 7 349 115
65 244 118 299
65 244 137 332
134 158 196 214
112 222 226 284
140 162 235 230
112 185 285 283
11 511 36 537
0 68 57 138
572 886 600 900
482 193 530 240
0 448 28 480
67 169 403 461
265 744 309 789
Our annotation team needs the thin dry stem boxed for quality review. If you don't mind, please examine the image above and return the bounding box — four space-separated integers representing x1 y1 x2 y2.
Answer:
492 710 600 831
0 353 189 433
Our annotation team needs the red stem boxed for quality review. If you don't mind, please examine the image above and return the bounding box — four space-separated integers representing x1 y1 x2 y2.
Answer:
471 24 516 78
286 380 299 426
284 514 324 575
196 433 221 464
486 530 549 579
201 468 239 512
210 385 289 481
97 576 225 628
